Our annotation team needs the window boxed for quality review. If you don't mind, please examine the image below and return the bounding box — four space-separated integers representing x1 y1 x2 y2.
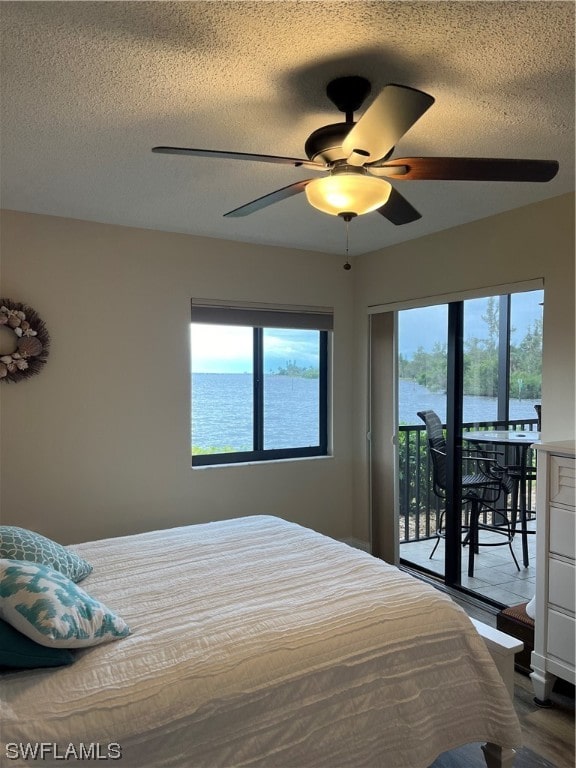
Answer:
190 300 331 466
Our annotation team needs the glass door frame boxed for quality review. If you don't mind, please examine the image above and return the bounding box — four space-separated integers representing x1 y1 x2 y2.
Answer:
367 278 543 597
444 301 464 587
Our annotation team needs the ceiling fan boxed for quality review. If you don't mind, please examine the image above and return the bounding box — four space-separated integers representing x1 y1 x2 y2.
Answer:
152 76 559 226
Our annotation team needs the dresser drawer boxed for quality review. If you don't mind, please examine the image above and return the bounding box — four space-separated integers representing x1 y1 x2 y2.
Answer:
549 558 576 613
549 455 576 508
547 609 576 666
550 505 576 559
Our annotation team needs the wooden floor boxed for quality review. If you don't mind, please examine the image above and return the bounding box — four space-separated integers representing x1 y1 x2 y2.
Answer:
513 673 575 767
452 591 575 768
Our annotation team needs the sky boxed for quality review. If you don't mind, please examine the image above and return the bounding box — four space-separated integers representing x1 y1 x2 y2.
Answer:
191 326 320 373
398 289 544 357
191 289 544 372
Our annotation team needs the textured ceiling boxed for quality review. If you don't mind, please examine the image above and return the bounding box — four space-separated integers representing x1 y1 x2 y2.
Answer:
1 1 574 256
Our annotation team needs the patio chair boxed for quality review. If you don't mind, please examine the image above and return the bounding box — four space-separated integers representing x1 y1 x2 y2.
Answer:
417 410 520 577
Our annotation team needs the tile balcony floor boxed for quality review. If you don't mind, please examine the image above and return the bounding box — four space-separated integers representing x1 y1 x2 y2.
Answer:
400 517 537 607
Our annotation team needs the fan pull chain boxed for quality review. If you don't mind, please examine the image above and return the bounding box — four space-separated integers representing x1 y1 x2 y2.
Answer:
339 212 355 270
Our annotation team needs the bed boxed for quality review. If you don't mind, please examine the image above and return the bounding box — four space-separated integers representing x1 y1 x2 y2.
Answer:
1 515 522 767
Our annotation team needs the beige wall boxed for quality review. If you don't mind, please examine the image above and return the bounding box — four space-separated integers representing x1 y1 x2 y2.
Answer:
351 192 576 543
1 195 574 548
0 211 355 544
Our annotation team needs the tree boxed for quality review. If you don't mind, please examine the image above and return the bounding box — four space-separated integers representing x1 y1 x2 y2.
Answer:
274 360 319 379
510 319 542 398
480 296 499 351
400 300 542 400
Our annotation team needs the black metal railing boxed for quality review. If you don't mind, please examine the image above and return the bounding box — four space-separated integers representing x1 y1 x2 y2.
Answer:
398 419 538 543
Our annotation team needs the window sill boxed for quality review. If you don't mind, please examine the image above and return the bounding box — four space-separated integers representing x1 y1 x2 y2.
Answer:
191 454 333 470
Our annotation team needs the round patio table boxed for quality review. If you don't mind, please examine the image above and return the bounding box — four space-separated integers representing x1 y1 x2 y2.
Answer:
464 430 540 567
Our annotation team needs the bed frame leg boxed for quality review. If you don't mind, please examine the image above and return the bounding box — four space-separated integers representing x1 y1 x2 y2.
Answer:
481 743 516 768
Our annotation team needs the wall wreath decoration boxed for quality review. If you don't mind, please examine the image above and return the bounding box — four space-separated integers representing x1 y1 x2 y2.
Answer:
0 299 50 382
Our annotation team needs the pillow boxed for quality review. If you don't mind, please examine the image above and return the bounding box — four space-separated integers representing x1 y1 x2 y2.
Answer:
0 559 131 649
0 526 92 582
0 618 75 669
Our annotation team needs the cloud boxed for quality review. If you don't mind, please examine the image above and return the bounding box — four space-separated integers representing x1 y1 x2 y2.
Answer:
398 289 543 357
190 325 320 373
191 325 253 373
263 329 319 370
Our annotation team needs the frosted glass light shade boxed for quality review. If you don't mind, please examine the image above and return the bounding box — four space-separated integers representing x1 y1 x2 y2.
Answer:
305 174 392 216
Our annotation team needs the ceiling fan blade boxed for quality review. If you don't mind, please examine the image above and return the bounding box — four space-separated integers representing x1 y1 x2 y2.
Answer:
342 84 434 166
372 157 560 182
224 179 314 217
152 146 324 171
377 188 422 225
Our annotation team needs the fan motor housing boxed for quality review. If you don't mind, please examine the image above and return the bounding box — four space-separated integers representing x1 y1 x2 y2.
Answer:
304 122 354 165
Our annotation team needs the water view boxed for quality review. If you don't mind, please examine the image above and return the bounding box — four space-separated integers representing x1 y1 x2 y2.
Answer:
191 374 540 452
399 378 541 425
192 373 319 451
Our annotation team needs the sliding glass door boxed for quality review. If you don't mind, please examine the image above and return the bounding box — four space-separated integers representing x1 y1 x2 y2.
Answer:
397 304 449 580
396 288 543 603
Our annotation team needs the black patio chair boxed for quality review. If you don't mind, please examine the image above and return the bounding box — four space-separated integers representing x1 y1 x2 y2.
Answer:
534 403 542 430
417 410 520 577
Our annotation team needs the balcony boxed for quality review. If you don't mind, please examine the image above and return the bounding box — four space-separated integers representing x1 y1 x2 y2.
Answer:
399 418 539 606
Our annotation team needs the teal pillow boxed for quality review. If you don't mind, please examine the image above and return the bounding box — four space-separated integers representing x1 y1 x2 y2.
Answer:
0 559 131 649
0 526 92 582
0 619 75 669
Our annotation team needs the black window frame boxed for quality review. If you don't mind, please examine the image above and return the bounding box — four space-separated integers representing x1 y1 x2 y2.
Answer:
191 315 330 467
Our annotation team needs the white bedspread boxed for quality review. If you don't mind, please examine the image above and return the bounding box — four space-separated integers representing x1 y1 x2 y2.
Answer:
1 516 522 767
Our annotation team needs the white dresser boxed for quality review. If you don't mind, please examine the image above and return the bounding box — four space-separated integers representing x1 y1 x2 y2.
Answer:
530 440 576 703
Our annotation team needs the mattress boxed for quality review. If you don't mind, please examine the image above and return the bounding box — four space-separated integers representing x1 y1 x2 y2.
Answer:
1 515 522 767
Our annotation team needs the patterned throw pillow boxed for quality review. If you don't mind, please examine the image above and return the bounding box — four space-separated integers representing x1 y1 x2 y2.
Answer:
0 559 131 649
0 526 92 582
0 618 75 669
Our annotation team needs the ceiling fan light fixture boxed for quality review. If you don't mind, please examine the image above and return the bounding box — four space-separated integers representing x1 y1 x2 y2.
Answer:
305 173 392 216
